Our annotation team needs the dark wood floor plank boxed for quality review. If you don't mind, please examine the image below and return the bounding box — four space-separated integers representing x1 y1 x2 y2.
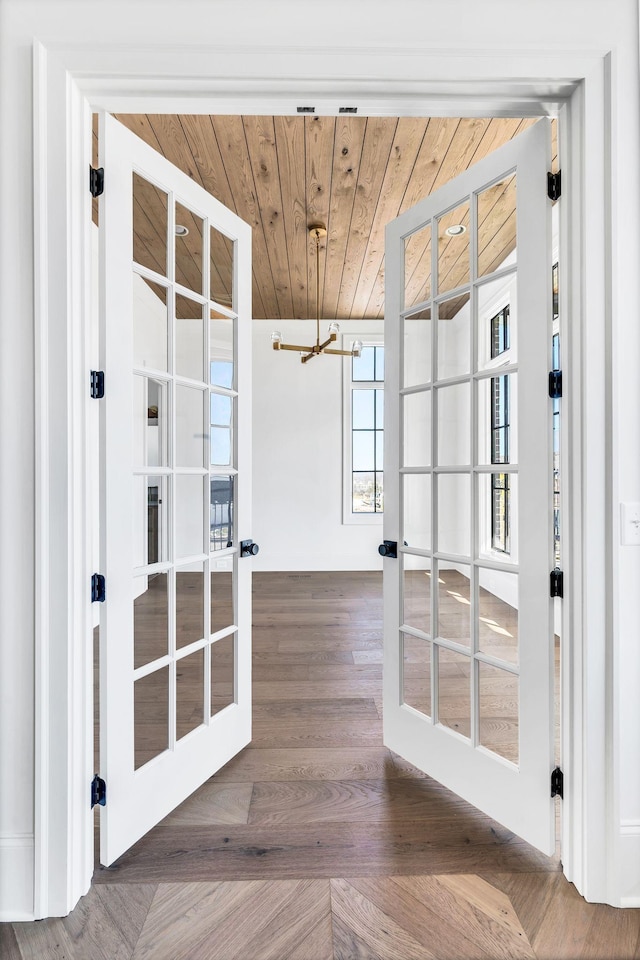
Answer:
93 819 559 884
387 874 535 959
307 662 383 681
251 679 382 701
483 871 640 960
0 924 22 960
247 776 476 826
215 746 393 782
252 697 379 721
256 647 355 665
159 781 253 826
331 877 438 960
249 717 383 749
132 879 332 960
63 883 157 960
12 918 77 960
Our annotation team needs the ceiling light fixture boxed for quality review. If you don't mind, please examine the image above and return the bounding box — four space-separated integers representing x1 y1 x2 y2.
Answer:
175 224 190 236
445 223 467 237
272 224 362 364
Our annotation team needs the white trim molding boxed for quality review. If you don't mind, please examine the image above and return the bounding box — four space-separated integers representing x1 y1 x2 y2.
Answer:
0 836 35 922
619 821 640 908
10 10 635 916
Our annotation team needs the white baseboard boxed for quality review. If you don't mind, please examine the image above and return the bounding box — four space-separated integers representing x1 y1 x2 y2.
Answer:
0 835 34 920
617 821 640 907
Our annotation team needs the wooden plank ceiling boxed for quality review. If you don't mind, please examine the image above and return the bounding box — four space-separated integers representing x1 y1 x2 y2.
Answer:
102 115 554 321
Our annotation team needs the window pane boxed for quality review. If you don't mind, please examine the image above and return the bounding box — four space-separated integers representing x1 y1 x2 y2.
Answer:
437 383 470 466
211 559 234 635
210 226 234 310
437 646 471 739
353 431 375 471
210 475 234 550
491 307 510 358
211 633 236 715
404 223 432 309
211 393 232 426
134 572 169 669
352 346 375 381
133 278 168 372
175 202 204 296
479 472 517 558
437 473 470 557
437 296 470 379
438 201 469 295
134 376 167 468
176 562 205 650
134 475 167 567
133 174 167 276
402 634 431 718
352 472 379 513
352 390 375 429
477 173 517 278
477 373 517 467
211 427 232 467
175 385 205 468
403 390 431 467
176 294 204 381
478 570 519 666
403 308 432 388
210 313 235 388
403 473 431 551
437 564 471 649
375 389 384 426
134 666 169 770
176 648 205 741
478 277 516 372
403 556 432 636
374 346 385 381
479 662 519 764
175 475 205 559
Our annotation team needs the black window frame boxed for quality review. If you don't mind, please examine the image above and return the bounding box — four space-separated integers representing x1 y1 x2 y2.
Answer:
490 371 511 554
351 344 384 515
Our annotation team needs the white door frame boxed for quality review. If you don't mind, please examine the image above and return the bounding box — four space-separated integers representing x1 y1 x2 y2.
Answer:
33 40 617 915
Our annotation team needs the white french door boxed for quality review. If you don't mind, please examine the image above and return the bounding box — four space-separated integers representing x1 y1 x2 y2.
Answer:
98 114 252 866
383 119 556 854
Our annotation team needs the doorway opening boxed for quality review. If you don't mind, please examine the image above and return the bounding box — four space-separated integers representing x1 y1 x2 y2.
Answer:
91 111 563 878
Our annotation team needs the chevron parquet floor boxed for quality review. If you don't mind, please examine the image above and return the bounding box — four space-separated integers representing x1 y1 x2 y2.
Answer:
4 572 640 959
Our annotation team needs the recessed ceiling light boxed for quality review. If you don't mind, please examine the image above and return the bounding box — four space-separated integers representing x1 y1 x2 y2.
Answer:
445 224 467 237
175 224 189 237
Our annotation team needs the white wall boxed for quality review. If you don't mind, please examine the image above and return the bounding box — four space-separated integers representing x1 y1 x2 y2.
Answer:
252 320 384 571
0 0 639 918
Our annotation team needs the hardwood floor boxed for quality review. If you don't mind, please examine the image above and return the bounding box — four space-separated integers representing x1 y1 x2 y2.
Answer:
5 572 640 959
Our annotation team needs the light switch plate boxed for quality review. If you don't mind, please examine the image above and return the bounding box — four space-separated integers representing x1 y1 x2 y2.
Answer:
621 502 640 545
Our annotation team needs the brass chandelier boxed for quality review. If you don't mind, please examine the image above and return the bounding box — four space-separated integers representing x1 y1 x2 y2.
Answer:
271 224 362 364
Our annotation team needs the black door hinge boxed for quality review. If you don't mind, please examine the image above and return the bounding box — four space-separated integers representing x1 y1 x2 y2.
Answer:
91 775 106 808
550 568 564 598
549 370 562 399
378 540 398 558
547 171 561 202
91 573 106 603
90 166 104 198
90 370 105 399
551 766 564 798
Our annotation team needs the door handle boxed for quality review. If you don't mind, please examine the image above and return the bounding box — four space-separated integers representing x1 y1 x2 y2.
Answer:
378 540 398 558
240 539 260 557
